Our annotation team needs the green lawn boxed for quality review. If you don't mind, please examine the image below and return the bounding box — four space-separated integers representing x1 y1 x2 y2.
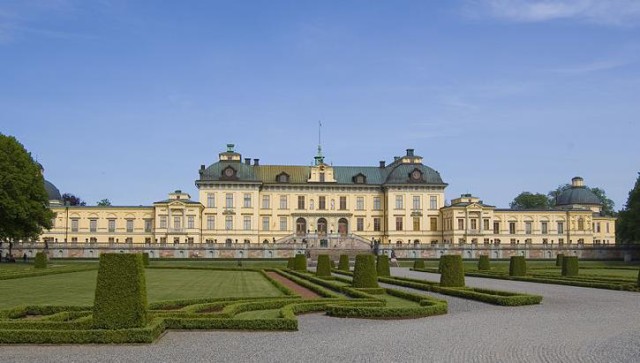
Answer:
0 269 284 309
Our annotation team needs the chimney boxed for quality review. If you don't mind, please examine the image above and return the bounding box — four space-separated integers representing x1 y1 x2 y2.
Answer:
394 156 400 161
200 164 205 171
226 144 235 152
254 159 260 166
571 176 584 188
379 160 386 168
244 158 251 165
406 148 414 157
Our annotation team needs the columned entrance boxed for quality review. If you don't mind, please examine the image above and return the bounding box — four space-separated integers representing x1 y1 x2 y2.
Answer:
296 218 307 236
338 218 348 236
317 218 327 235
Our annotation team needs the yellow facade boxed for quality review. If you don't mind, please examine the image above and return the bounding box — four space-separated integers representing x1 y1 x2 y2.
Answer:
39 145 615 247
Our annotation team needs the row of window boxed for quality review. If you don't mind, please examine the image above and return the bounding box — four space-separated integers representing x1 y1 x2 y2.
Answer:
206 193 439 211
69 218 153 233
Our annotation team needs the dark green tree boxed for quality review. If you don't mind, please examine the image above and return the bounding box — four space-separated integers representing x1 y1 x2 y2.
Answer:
62 193 86 206
97 199 112 206
548 184 615 216
0 134 54 256
617 172 640 244
510 192 550 210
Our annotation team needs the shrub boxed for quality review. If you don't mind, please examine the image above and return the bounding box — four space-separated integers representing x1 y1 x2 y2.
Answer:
293 254 307 272
561 256 579 277
556 254 564 267
142 253 150 267
439 255 465 287
287 258 295 269
478 255 490 271
376 255 391 277
509 256 527 277
638 268 640 287
93 253 148 329
413 259 425 269
34 252 47 269
352 255 378 288
316 255 332 278
338 255 350 271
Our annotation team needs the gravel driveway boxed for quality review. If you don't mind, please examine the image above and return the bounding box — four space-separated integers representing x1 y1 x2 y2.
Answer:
3 267 640 363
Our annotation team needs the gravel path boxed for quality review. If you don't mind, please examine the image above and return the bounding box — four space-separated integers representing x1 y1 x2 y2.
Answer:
3 267 640 362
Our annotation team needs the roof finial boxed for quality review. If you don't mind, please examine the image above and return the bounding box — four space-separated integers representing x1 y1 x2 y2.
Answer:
314 120 324 165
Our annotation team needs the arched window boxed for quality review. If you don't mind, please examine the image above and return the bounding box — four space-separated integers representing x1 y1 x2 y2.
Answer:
578 217 585 231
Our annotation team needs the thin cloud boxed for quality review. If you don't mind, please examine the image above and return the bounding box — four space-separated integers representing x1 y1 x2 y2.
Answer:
550 58 635 74
466 0 640 26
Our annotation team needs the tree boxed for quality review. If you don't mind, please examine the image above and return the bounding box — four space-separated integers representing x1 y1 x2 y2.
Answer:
62 193 86 206
0 134 54 255
617 172 640 244
97 199 112 206
548 184 615 216
510 192 550 210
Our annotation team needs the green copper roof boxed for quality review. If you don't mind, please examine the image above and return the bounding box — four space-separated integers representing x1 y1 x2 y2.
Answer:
556 187 601 206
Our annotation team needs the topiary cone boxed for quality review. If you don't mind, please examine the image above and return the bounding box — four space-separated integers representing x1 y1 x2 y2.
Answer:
561 256 579 277
478 255 490 271
338 254 350 271
509 256 527 277
353 254 378 288
294 254 307 272
376 255 391 277
439 255 465 287
316 254 332 278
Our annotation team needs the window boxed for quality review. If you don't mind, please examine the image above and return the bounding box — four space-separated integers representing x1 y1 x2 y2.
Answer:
395 195 404 209
207 215 215 230
207 193 215 208
606 223 610 233
413 217 420 231
145 237 151 244
172 217 180 230
470 219 477 230
578 218 585 231
187 237 194 244
493 222 500 234
541 221 548 234
412 196 420 210
277 173 289 183
395 217 403 231
188 216 194 229
159 237 166 244
483 219 490 231
262 216 270 231
319 196 326 210
225 193 234 208
225 215 233 230
158 217 165 229
243 216 251 231
298 195 305 209
243 193 251 208
509 222 516 234
90 219 97 233
356 197 364 210
356 218 364 232
71 219 79 232
430 217 438 231
262 195 270 209
457 219 464 230
340 196 347 210
559 238 564 244
144 219 152 232
126 219 134 232
525 221 532 234
319 172 325 182
557 222 564 234
596 222 601 233
430 196 437 210
279 195 287 209
280 217 287 231
126 237 133 244
355 174 365 184
373 218 381 232
373 197 381 210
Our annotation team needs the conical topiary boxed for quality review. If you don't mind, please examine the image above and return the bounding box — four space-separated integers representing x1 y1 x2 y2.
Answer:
294 254 307 272
439 255 465 287
338 254 350 271
478 255 490 271
509 256 527 276
561 256 579 277
316 254 332 278
352 254 378 288
376 255 391 277
34 252 47 269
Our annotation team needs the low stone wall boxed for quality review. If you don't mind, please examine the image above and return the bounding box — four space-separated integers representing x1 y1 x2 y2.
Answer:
3 243 640 261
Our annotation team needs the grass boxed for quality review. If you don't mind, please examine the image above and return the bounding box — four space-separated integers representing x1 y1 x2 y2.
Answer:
0 269 284 309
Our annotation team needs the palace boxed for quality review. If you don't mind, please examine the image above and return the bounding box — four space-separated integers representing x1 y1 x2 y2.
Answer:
39 144 616 252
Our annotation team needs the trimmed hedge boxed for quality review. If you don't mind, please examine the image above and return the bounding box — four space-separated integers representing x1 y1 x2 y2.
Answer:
376 255 391 277
286 258 295 269
338 255 350 271
142 252 150 267
316 255 332 278
330 259 336 269
293 254 307 272
509 256 527 277
34 252 47 269
352 255 379 288
439 255 465 287
478 255 490 271
561 256 579 277
556 254 564 267
413 259 425 269
93 253 148 329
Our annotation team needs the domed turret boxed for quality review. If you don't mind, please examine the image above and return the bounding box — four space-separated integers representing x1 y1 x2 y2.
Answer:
555 177 601 212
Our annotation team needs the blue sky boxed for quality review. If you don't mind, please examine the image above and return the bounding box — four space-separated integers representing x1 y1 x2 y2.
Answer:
1 0 639 209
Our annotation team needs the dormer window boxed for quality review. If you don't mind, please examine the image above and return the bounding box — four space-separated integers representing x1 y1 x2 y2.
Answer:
221 166 237 180
276 172 290 183
353 173 367 184
409 168 423 182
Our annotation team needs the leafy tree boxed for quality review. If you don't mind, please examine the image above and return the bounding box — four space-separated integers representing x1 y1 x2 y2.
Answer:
0 134 54 256
510 192 550 210
548 184 615 215
617 172 640 244
62 193 86 206
97 199 112 206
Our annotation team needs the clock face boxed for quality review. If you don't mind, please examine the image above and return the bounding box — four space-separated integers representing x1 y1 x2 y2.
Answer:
224 168 235 177
411 170 421 180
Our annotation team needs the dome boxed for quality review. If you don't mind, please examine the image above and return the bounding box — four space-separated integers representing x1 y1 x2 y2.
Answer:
44 179 62 202
384 164 445 185
555 178 601 206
